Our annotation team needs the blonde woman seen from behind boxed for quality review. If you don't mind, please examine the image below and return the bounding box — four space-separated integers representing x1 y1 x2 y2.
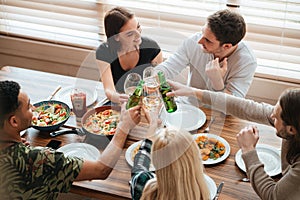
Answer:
131 126 210 200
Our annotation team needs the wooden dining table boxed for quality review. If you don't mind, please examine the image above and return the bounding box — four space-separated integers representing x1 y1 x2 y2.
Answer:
0 66 282 200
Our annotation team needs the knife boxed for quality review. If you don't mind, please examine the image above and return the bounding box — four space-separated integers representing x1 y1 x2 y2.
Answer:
94 97 109 108
213 182 224 200
50 128 85 137
47 85 62 100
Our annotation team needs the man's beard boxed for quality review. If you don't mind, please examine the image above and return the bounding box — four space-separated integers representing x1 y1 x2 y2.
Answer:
201 45 209 53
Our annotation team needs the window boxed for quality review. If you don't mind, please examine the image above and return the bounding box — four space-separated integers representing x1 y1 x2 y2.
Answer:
1 0 299 83
99 0 300 83
0 0 104 48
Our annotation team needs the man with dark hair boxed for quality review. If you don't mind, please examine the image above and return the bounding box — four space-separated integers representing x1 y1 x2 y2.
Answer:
167 80 300 200
0 80 141 199
156 9 256 103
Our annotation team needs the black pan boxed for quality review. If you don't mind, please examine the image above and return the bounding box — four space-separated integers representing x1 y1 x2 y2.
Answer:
51 105 121 149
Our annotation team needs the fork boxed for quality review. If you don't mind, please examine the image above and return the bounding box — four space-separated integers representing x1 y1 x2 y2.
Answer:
204 116 215 133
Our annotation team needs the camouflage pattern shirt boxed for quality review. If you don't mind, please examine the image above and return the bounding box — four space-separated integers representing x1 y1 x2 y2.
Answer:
0 142 83 200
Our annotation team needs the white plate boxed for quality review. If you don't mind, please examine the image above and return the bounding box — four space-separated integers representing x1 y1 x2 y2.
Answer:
57 143 100 161
160 103 206 131
193 133 231 165
20 129 27 136
204 174 217 200
54 86 97 109
126 142 216 199
125 140 156 171
235 144 281 176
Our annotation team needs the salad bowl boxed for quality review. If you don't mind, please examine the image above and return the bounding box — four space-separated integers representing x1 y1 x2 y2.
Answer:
31 100 71 132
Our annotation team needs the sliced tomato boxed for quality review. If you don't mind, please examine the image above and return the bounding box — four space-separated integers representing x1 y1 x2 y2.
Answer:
104 119 111 125
109 128 116 135
55 104 62 109
102 110 110 115
55 108 61 114
59 112 66 117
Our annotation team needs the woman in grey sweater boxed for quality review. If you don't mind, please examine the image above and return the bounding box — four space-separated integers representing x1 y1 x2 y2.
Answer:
167 80 300 200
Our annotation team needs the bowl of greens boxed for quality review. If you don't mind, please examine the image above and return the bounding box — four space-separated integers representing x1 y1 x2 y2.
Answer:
31 100 71 132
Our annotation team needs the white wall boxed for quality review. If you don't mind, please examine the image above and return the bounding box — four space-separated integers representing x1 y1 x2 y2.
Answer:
247 77 300 105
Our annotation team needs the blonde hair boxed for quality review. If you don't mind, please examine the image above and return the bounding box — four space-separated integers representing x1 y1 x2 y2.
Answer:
140 128 210 200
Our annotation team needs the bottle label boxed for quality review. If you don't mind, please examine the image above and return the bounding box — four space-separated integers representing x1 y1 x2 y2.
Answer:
71 92 87 117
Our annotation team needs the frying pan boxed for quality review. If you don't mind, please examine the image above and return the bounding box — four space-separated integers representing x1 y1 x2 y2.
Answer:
50 105 121 148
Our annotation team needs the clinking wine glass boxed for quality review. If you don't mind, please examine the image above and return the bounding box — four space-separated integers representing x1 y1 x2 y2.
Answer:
143 66 155 80
124 73 142 96
143 66 159 95
143 76 162 112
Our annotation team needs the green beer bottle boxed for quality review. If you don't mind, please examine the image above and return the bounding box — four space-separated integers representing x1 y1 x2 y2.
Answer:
126 80 144 109
157 71 177 113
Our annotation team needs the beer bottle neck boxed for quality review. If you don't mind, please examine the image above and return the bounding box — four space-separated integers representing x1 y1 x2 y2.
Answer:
158 72 168 86
133 80 144 96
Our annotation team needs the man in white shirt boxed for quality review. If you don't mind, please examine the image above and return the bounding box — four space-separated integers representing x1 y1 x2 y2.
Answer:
155 9 256 103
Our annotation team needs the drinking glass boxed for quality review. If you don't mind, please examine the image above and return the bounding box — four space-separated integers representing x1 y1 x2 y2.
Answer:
142 76 162 112
142 93 162 112
143 66 155 80
70 88 87 122
143 66 159 96
124 73 142 95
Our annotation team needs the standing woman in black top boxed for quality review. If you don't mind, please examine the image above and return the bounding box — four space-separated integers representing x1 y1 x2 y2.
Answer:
96 7 163 103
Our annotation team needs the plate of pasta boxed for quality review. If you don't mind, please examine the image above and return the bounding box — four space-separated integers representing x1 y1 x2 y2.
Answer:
82 106 120 137
125 140 156 171
193 133 230 165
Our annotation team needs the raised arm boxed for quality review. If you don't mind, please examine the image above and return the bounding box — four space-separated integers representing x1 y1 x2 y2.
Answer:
97 59 129 103
167 80 273 125
151 51 163 66
75 104 141 181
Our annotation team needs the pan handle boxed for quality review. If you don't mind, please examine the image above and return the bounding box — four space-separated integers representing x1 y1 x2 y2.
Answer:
50 128 78 137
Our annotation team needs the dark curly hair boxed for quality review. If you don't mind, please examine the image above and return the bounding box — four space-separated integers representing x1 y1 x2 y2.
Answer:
0 81 20 128
279 88 300 164
104 7 134 51
207 9 246 46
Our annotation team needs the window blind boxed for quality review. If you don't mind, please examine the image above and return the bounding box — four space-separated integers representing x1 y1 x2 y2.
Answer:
100 0 300 83
0 0 104 48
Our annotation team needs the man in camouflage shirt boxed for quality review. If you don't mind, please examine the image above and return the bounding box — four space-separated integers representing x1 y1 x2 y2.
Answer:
0 143 83 199
0 80 141 199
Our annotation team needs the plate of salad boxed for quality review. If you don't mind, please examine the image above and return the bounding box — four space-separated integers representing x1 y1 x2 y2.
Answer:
31 100 71 132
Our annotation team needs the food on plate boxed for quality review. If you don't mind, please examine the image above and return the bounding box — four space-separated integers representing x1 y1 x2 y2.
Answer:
32 103 68 126
132 144 141 161
194 135 226 161
83 109 120 135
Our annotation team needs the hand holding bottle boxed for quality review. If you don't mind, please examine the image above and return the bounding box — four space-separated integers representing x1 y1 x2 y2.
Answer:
166 80 195 97
157 71 177 113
